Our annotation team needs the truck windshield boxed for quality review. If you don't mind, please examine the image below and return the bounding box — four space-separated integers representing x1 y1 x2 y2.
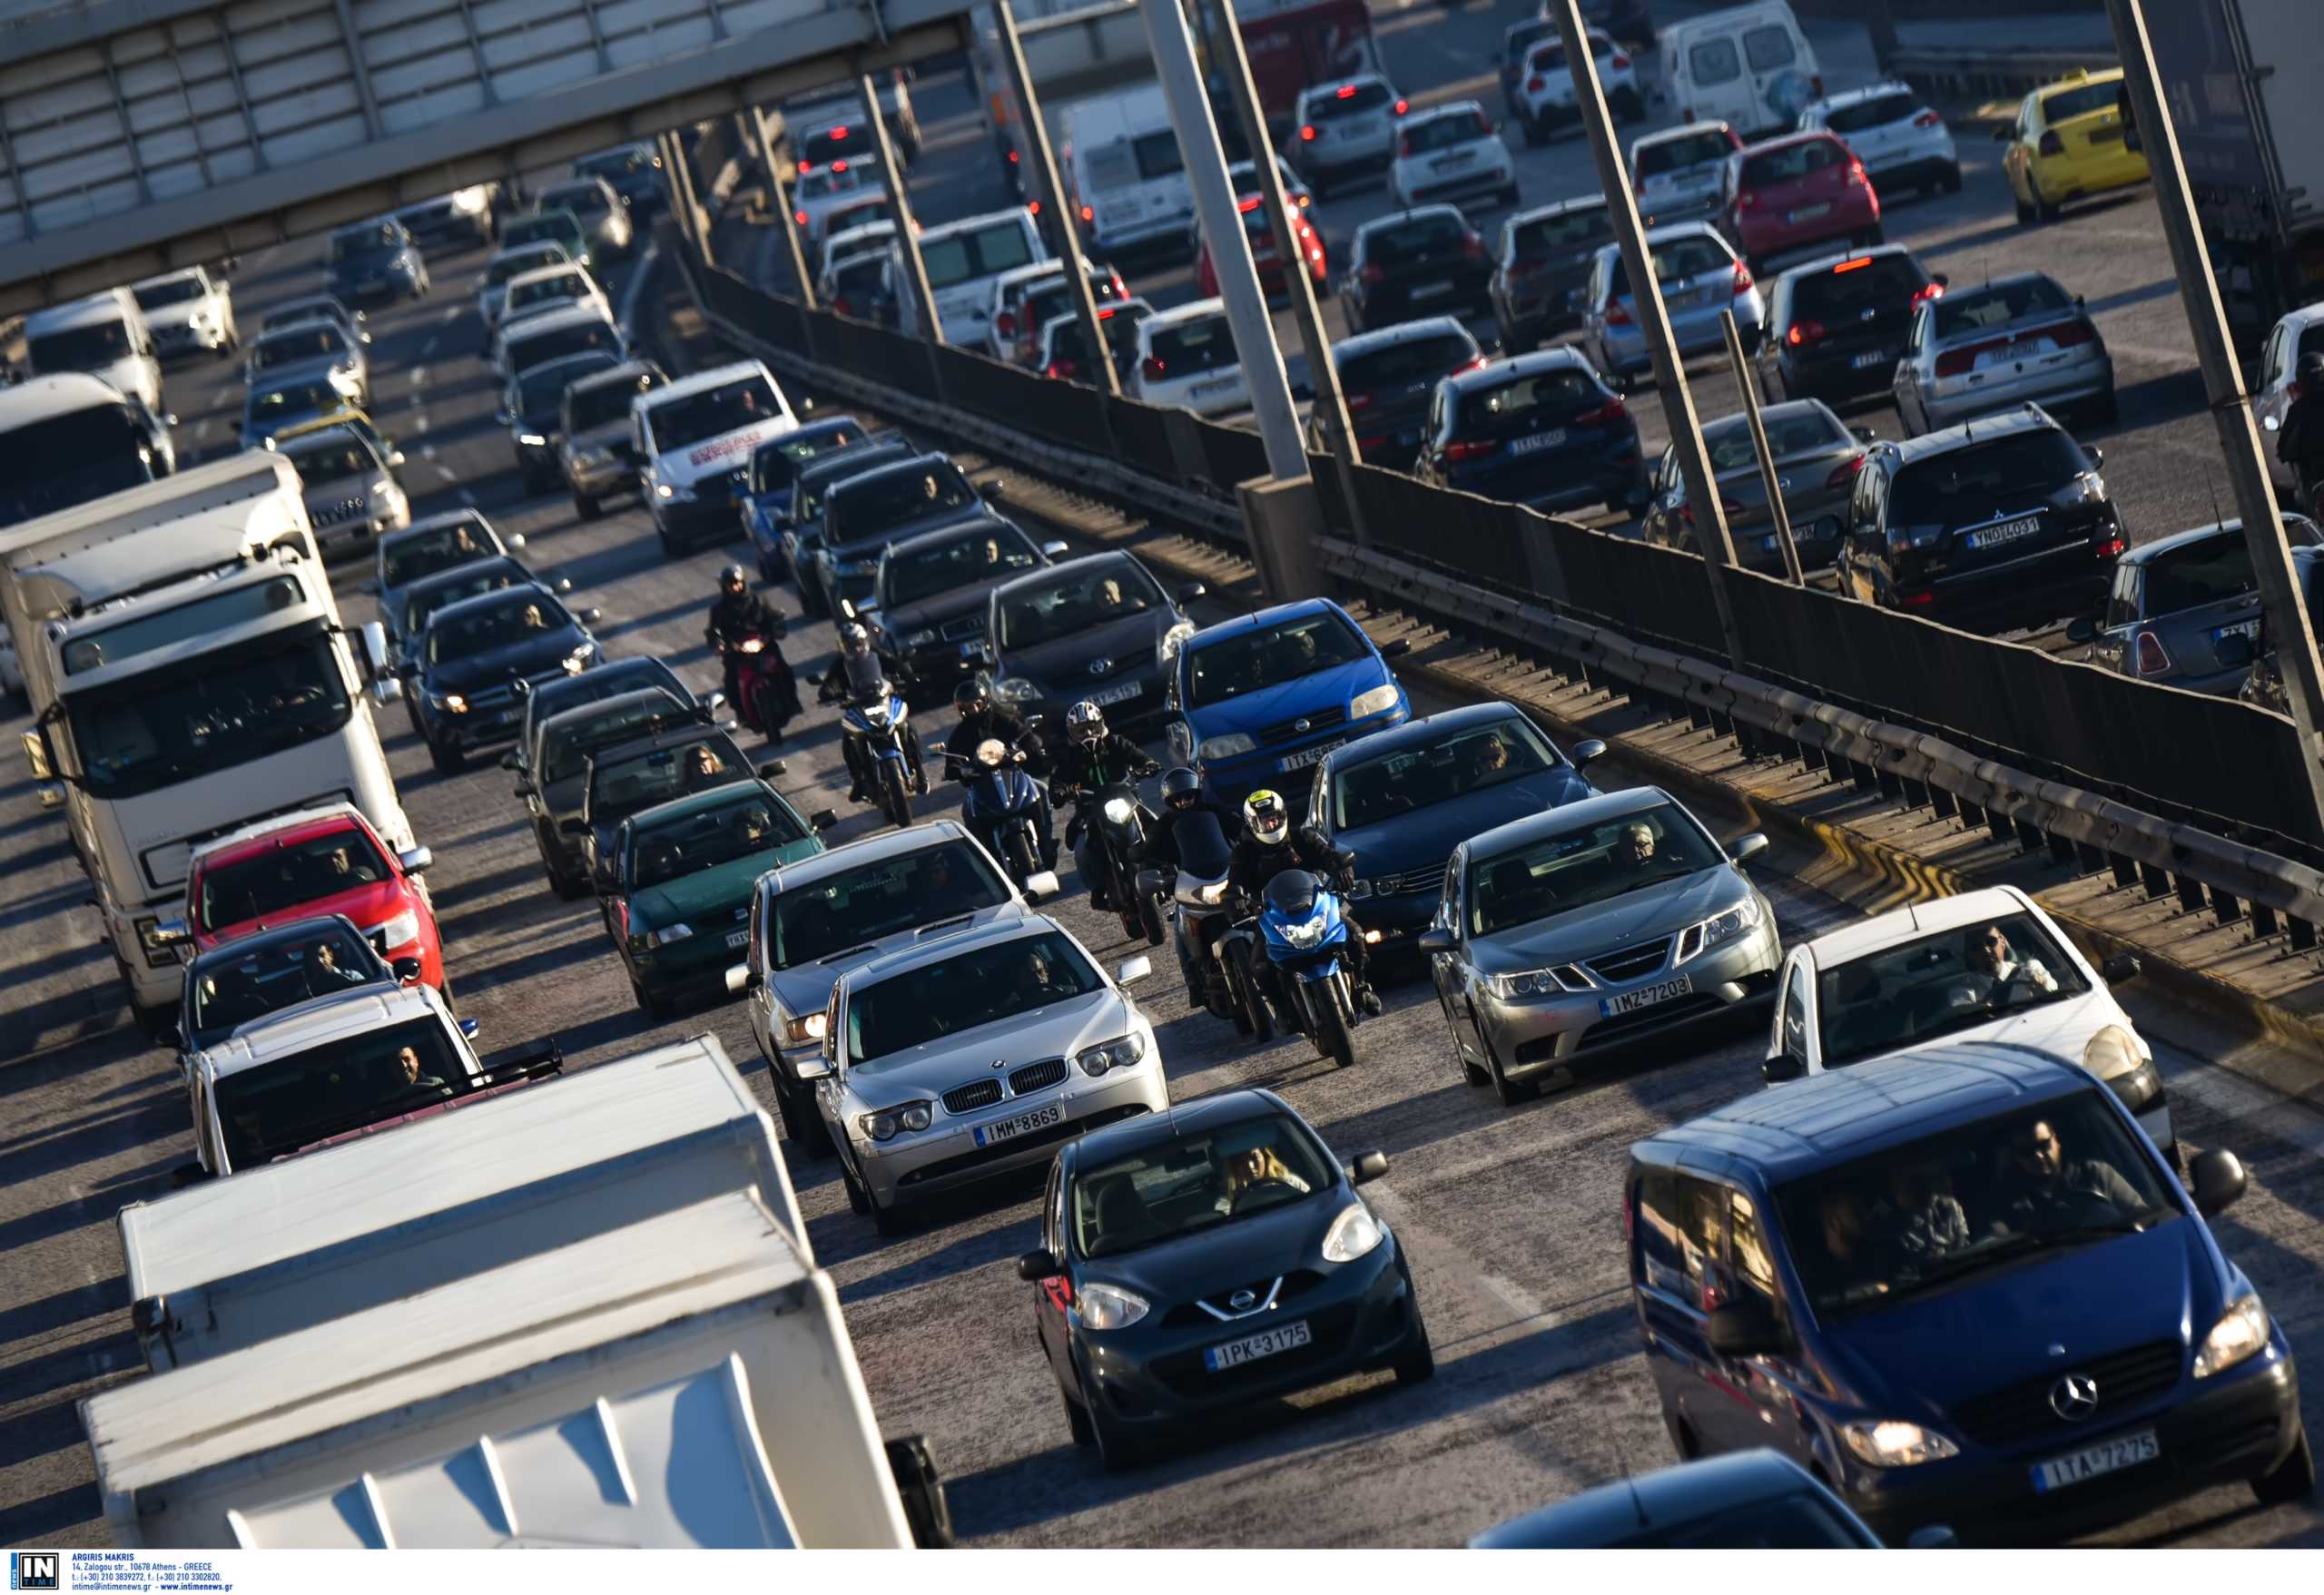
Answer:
198 826 391 929
645 377 783 454
133 277 205 310
68 632 354 800
846 928 1101 1068
31 321 133 370
0 403 155 527
213 1015 466 1170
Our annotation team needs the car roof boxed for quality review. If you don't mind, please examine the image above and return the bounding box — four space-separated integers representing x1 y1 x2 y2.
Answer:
1185 595 1342 648
487 241 567 268
0 372 122 424
1639 1043 2092 1183
1068 1087 1301 1167
994 261 1065 290
2039 65 2122 97
849 910 1063 985
399 555 528 601
198 982 444 1078
1738 130 1844 160
566 359 663 395
1941 269 2063 300
1405 99 1485 124
133 267 206 289
1332 315 1474 361
1356 205 1468 240
1634 119 1735 148
279 424 370 457
253 320 349 345
1807 79 1921 113
640 359 769 407
1478 1451 1829 1546
389 508 495 547
190 802 374 871
1883 401 2063 466
1466 783 1673 859
760 819 973 895
921 207 1033 241
1796 884 2035 966
1320 701 1534 767
2122 520 2248 566
506 263 593 290
1506 196 1610 231
1444 346 1590 395
500 304 614 340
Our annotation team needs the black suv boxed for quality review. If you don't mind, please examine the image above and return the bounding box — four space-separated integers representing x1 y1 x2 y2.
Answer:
1757 245 1945 408
1838 402 2123 630
1343 207 1493 334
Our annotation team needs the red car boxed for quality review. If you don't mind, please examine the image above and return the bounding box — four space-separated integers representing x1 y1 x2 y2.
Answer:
183 804 446 992
1718 131 1882 274
1196 193 1329 303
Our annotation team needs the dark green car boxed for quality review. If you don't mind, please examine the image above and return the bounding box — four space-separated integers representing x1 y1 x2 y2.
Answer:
612 780 835 1018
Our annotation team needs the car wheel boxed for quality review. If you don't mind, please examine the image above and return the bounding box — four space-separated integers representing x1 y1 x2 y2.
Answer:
775 1084 833 1157
575 492 601 520
1942 162 1965 195
2014 192 2037 226
1521 114 1549 149
839 1150 872 1215
2092 387 2121 427
1611 86 1644 123
1090 1404 1146 1472
2254 1425 2316 1506
1486 1032 1537 1107
428 735 464 775
1065 1385 1097 1447
1393 1293 1436 1386
635 982 675 1021
2034 182 2061 223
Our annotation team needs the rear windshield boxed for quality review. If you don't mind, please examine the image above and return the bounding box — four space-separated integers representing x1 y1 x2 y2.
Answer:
1309 82 1392 121
1504 20 1552 64
828 461 978 544
1740 138 1847 188
768 840 1009 970
883 525 1041 606
1635 130 1733 177
2141 537 2257 616
250 379 340 417
1789 255 1929 321
543 184 609 217
1149 313 1238 375
566 368 663 432
1605 234 1732 298
800 124 858 166
1365 212 1469 261
1933 278 2073 340
199 826 389 930
1889 433 2087 524
540 691 688 783
1338 330 1479 393
751 422 870 494
2043 82 2116 123
628 792 803 890
1403 110 1490 155
330 224 400 259
30 323 131 369
133 278 203 309
645 376 782 453
383 521 491 588
1703 409 1846 472
1824 92 1921 133
921 221 1037 291
1454 369 1603 438
1187 610 1370 708
1526 34 1617 73
503 212 582 251
847 929 1102 1068
1511 205 1612 260
508 271 590 311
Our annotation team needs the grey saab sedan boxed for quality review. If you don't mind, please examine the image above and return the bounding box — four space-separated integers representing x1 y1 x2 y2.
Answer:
1418 787 1779 1105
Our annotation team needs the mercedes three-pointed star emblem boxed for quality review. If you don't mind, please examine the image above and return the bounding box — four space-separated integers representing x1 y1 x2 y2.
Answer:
2049 1373 2100 1421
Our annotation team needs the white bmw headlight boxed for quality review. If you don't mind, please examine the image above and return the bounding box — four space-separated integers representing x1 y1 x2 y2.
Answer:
1075 1033 1147 1076
860 1100 935 1142
2194 1294 2270 1379
1349 684 1400 720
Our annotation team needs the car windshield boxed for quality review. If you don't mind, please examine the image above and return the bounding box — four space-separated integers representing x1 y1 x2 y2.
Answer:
330 224 401 260
1309 81 1391 121
251 379 339 416
797 448 913 524
264 300 348 330
1704 409 1845 471
428 593 566 662
1467 802 1719 936
405 566 521 636
1771 1088 2179 1324
1187 610 1370 706
510 271 589 311
768 841 1009 970
1333 719 1557 829
213 1016 467 1171
1815 911 2091 1067
385 522 492 589
1605 234 1733 298
590 738 749 825
1364 212 1467 263
827 462 977 544
1636 130 1733 178
503 212 582 251
519 354 616 419
1825 91 1920 133
1453 368 1604 439
539 691 688 783
1933 278 2073 339
31 321 132 369
2043 82 2116 123
198 826 390 929
507 320 622 376
845 928 1101 1068
255 327 347 369
628 792 803 890
1888 433 2085 533
885 526 1040 606
133 278 205 309
286 440 377 482
751 423 869 494
1789 255 1928 322
0 402 155 527
488 248 566 287
68 635 354 800
995 559 1163 648
1149 313 1238 376
1511 205 1612 261
920 220 1039 291
187 923 386 1043
1338 330 1477 393
1072 1112 1334 1259
1403 110 1487 154
645 376 782 452
566 368 662 431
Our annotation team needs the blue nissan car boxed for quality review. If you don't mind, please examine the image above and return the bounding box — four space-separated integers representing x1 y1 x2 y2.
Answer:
739 414 872 581
1166 598 1412 808
1628 1042 2309 1546
1308 701 1604 949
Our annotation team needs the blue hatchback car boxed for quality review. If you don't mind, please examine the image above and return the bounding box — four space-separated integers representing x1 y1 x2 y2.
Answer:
1628 1042 2309 1546
1308 701 1603 949
739 415 872 582
1412 347 1648 518
1166 598 1412 808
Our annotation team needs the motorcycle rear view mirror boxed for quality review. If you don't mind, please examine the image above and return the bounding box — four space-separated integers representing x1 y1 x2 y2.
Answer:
1024 869 1060 901
810 809 840 830
1115 954 1153 985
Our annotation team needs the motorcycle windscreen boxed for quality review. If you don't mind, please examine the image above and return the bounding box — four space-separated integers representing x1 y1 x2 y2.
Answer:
1176 810 1234 881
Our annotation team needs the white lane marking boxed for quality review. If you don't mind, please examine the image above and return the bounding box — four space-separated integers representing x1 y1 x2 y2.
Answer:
432 462 458 482
421 336 439 357
193 418 215 441
412 413 430 436
440 305 461 323
409 366 428 387
616 241 661 335
419 442 438 458
458 487 476 506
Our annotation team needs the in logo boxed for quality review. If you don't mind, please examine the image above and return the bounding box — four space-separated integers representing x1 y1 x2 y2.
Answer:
11 1552 59 1592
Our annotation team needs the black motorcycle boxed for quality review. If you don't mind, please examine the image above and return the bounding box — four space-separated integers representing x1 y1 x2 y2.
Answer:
1068 779 1166 946
1161 808 1269 1037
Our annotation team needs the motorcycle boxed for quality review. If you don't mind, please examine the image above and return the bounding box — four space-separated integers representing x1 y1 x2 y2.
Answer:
1156 809 1269 1037
723 630 799 743
842 683 923 830
1073 779 1165 946
942 736 1058 893
1258 869 1363 1069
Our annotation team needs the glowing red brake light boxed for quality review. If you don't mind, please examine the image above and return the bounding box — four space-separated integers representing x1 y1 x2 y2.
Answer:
1237 195 1263 213
1443 438 1499 462
1528 74 1546 93
832 160 848 173
1337 84 1359 99
1300 124 1317 143
832 126 848 141
1345 391 1373 410
1787 320 1827 346
1606 300 1633 326
794 210 809 226
1047 359 1078 380
1080 204 1095 222
1910 280 1945 308
2050 320 2097 348
1576 398 1628 427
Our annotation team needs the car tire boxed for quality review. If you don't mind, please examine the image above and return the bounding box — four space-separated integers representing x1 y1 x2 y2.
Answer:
1486 1032 1537 1107
2034 182 2061 223
1065 1388 1098 1447
1090 1404 1146 1472
2092 388 2121 427
657 524 679 558
1393 1295 1436 1386
635 982 674 1021
2014 192 2037 227
775 1084 833 1157
575 492 601 520
1521 113 1549 149
2254 1425 2316 1507
428 735 464 775
1611 87 1644 123
1942 163 1965 195
1496 183 1519 210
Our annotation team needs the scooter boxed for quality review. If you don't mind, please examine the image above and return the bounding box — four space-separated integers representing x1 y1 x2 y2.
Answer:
841 679 923 830
944 736 1056 891
1258 869 1363 1069
723 630 800 743
1162 808 1268 1037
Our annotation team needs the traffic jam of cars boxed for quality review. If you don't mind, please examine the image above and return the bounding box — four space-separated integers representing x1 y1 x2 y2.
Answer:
4 0 2323 1560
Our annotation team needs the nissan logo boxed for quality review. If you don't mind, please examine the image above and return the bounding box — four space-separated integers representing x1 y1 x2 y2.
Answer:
1229 1288 1256 1310
2049 1373 2100 1421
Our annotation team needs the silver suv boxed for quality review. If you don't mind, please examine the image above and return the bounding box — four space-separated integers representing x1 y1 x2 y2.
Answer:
1892 270 2114 437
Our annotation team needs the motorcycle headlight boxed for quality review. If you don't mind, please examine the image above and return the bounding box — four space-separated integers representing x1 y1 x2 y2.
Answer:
781 1009 829 1046
517 430 548 448
1840 1420 1959 1469
994 676 1039 703
1075 1032 1147 1076
645 921 694 947
1198 733 1256 761
860 1099 936 1142
2083 1023 2159 1112
1282 909 1331 949
1102 795 1137 825
1321 1201 1386 1263
1683 895 1765 960
2194 1294 2270 1378
1077 1280 1150 1330
1349 684 1401 720
1157 620 1196 665
437 692 468 714
901 628 937 648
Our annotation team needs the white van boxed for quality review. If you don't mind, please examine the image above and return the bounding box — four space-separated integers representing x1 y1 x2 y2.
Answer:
1063 84 1196 262
1658 2 1821 139
24 289 164 415
889 208 1049 346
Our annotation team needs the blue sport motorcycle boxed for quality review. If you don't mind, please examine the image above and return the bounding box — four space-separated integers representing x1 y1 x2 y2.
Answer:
1259 869 1361 1069
945 734 1058 893
842 679 923 830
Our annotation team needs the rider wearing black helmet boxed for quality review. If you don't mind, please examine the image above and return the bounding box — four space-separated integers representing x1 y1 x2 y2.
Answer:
818 622 904 803
705 565 793 724
1137 766 1243 871
1234 788 1380 1019
1052 700 1160 908
948 676 1042 782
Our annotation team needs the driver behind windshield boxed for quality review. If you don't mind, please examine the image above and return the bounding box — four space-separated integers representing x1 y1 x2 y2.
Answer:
1948 921 2060 1010
1994 1117 2142 1233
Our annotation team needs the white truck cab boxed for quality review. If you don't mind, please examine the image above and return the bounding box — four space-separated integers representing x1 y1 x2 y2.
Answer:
25 288 165 415
634 360 796 553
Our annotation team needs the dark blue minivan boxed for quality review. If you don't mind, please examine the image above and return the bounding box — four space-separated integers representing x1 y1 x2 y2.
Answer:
1626 1042 2309 1544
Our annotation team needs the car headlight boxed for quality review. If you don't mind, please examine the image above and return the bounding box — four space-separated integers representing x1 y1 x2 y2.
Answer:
1322 1201 1386 1263
645 921 694 947
1682 896 1765 960
1102 795 1137 825
1076 1032 1147 1076
2083 1023 2159 1112
329 366 361 393
1076 1280 1150 1330
1282 909 1331 949
780 1009 829 1047
437 692 468 714
1490 965 1588 999
1198 733 1256 761
451 184 489 213
859 699 893 727
1839 1420 1960 1468
369 477 396 499
1349 684 1401 720
564 642 596 673
2194 1294 2270 1379
369 910 421 948
860 1100 936 1142
901 628 937 648
1157 620 1196 665
994 676 1039 703
517 430 548 448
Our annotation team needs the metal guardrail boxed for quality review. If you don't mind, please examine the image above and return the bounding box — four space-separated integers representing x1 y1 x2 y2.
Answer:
1886 46 2117 112
668 238 2324 942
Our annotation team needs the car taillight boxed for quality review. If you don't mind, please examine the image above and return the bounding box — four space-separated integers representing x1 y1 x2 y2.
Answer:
1300 124 1317 143
1508 258 1540 280
1901 588 1937 607
1463 231 1486 259
997 311 1016 337
2051 320 2098 348
1732 261 1754 293
832 296 852 317
794 210 809 226
1612 54 1630 69
1394 98 1409 116
2095 531 2127 560
1443 438 1500 462
1606 300 1633 326
2134 629 2170 674
1358 433 1389 452
1934 339 2000 378
797 161 815 175
1528 74 1546 92
1361 261 1386 284
2040 130 2064 157
1914 110 1942 129
1008 149 1019 163
1787 320 1827 346
1452 355 1491 375
1576 398 1628 426
1047 359 1078 380
1028 199 1042 216
1142 355 1167 381
1345 391 1374 409
1737 189 1758 209
1825 451 1866 490
1080 204 1096 223
1845 159 1868 188
1910 280 1945 308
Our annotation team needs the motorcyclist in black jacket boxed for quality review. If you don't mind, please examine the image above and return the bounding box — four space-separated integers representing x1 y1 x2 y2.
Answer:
1235 788 1381 1019
947 678 1044 782
818 622 917 804
705 565 797 730
1050 700 1159 908
1136 766 1243 871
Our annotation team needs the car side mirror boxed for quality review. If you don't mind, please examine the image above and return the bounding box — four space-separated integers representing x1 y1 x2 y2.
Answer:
702 690 727 713
578 606 602 624
1115 954 1153 985
397 845 433 875
1017 1247 1059 1281
494 409 511 425
1705 1299 1787 1358
2064 616 2097 645
458 1018 482 1040
1762 1051 1806 1085
391 955 423 982
1041 539 1068 558
985 479 1008 498
2101 950 2142 983
759 760 788 779
2190 1147 2248 1217
796 1051 835 1081
1349 1150 1389 1185
2215 631 2255 670
153 918 189 945
388 450 408 468
1571 737 1607 769
1416 926 1455 956
1023 869 1060 901
1177 582 1207 603
1730 833 1768 866
508 532 528 550
554 576 575 595
726 963 762 994
811 808 840 831
1380 637 1412 659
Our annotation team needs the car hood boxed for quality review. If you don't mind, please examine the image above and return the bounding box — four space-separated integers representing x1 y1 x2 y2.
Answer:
997 608 1177 686
629 841 822 930
658 417 796 487
1339 768 1597 871
202 880 407 947
1817 1220 2213 1418
844 986 1131 1093
427 629 587 693
1083 1195 1344 1305
1188 655 1390 738
883 576 1019 637
1875 989 2132 1078
767 901 1033 1021
1471 865 1742 970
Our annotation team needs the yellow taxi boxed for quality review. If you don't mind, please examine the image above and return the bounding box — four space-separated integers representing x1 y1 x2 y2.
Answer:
2002 67 2149 225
